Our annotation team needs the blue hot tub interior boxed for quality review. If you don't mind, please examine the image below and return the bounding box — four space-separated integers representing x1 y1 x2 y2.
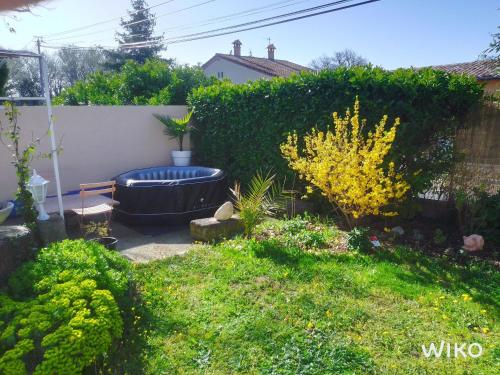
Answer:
116 166 223 187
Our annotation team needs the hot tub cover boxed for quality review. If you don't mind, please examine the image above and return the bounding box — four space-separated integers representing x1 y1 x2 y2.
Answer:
113 166 227 224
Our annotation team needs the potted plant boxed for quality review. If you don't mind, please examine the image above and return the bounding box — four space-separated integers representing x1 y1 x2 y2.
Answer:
154 111 193 166
84 221 118 250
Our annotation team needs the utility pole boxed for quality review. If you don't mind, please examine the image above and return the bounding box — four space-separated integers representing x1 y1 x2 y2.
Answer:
36 37 44 95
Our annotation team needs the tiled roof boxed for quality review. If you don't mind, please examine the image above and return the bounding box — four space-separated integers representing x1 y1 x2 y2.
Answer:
430 60 499 80
203 53 313 77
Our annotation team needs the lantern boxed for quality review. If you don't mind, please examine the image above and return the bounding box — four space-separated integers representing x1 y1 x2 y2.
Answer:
27 169 50 221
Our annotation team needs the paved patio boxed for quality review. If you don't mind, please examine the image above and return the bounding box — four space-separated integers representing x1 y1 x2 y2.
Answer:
110 221 194 263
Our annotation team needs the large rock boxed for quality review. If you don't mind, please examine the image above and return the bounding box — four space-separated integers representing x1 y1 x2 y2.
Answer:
214 201 234 221
0 225 35 285
190 215 244 242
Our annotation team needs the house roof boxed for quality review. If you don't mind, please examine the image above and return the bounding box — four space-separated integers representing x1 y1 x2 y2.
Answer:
203 53 313 77
429 60 499 80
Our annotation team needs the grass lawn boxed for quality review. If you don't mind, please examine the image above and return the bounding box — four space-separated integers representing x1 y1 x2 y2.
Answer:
116 218 499 374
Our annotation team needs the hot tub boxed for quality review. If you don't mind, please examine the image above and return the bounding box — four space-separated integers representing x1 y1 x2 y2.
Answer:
113 166 227 224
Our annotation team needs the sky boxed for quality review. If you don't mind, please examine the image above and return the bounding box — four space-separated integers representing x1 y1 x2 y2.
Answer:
0 0 498 69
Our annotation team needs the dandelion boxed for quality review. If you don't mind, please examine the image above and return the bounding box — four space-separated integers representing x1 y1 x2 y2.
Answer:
326 310 333 318
306 322 315 330
482 327 490 334
480 309 487 314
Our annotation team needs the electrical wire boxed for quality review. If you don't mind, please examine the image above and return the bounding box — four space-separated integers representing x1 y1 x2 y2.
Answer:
40 0 177 38
120 0 355 47
41 0 380 50
43 0 216 42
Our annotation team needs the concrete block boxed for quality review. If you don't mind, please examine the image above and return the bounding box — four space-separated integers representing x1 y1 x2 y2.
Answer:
0 225 35 285
190 215 244 242
38 214 67 246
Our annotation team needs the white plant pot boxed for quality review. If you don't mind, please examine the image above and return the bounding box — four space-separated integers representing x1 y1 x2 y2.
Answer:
0 201 14 225
172 150 192 167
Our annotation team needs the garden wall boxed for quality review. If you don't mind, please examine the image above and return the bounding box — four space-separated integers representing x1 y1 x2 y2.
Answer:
0 105 189 202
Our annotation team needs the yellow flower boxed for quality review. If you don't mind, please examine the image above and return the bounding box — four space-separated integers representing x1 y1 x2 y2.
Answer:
306 322 315 330
482 327 490 334
480 309 487 314
326 310 333 318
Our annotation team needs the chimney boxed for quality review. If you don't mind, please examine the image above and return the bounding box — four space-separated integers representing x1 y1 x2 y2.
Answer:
233 39 242 57
267 43 276 60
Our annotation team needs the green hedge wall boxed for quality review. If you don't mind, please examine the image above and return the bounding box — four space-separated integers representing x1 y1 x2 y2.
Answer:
189 67 483 193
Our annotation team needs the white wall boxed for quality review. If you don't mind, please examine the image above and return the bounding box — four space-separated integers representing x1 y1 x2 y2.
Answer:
0 105 188 202
203 57 273 84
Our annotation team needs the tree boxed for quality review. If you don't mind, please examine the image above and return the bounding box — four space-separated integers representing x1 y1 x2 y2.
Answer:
0 60 8 96
482 26 499 60
280 97 409 227
55 59 215 106
309 49 369 71
105 0 164 70
6 49 104 99
56 48 105 87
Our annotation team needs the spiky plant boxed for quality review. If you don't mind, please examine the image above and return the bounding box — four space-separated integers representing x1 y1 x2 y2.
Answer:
231 171 285 237
154 111 192 151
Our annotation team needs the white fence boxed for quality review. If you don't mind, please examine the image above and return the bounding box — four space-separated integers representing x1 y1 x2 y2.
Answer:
0 105 188 202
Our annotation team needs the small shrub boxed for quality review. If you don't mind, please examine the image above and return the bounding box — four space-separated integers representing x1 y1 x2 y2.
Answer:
455 188 500 247
281 97 409 227
433 229 447 246
347 227 372 252
9 239 131 303
231 172 285 237
0 240 130 374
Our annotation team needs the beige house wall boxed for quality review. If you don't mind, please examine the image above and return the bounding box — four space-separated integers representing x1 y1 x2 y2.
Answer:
203 57 273 84
0 105 188 202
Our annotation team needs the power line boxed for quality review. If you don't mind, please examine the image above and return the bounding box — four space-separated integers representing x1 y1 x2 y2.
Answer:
163 0 354 43
41 0 380 50
124 0 312 41
169 0 380 44
43 0 216 42
120 0 355 47
41 0 177 38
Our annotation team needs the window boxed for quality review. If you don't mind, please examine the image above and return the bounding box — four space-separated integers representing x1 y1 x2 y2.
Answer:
217 72 224 78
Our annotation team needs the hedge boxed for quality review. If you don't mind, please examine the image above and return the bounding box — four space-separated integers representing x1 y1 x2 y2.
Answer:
0 240 132 374
189 67 483 193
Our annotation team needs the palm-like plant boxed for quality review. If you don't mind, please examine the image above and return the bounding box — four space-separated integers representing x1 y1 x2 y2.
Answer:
231 171 286 237
154 111 193 151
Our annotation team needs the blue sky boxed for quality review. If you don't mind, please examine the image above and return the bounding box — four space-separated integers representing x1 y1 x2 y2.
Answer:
1 0 498 69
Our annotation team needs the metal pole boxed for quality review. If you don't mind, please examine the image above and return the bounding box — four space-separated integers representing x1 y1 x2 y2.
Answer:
40 56 64 219
36 38 44 95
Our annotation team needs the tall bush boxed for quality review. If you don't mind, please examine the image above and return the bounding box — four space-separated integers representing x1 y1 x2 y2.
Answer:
189 67 483 194
281 97 409 227
54 59 217 105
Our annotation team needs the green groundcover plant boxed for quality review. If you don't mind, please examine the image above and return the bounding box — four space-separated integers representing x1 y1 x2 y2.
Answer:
189 66 483 195
0 240 132 374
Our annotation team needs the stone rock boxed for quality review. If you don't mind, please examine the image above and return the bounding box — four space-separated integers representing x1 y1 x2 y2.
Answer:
38 214 67 246
463 234 484 251
190 215 244 242
214 201 234 221
391 226 405 236
0 225 35 286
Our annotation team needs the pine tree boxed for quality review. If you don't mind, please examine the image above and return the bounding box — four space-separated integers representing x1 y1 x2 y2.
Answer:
0 60 8 96
105 0 164 70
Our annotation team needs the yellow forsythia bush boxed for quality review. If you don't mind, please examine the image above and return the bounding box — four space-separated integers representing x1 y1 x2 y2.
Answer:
281 97 409 226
